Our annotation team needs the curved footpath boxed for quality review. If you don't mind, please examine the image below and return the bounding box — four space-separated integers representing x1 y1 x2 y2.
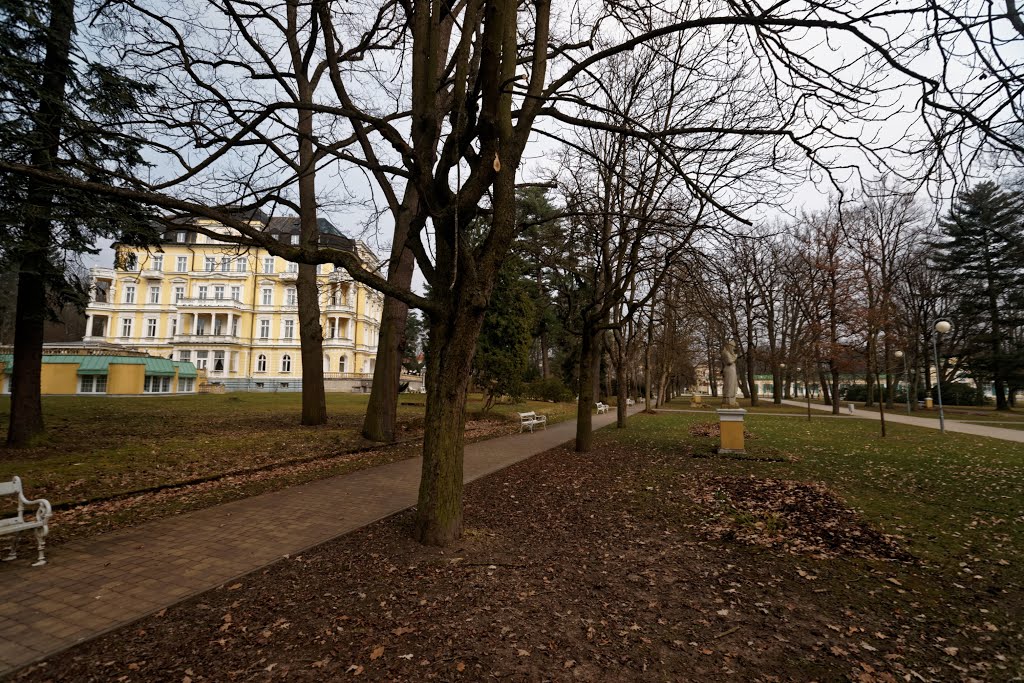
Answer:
780 399 1024 443
0 406 642 676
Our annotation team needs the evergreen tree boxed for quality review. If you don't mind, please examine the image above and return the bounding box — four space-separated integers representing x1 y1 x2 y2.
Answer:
472 266 536 412
932 181 1024 410
1 0 157 446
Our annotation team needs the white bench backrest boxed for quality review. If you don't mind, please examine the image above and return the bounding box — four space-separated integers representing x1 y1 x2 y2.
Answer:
519 411 536 419
0 478 21 497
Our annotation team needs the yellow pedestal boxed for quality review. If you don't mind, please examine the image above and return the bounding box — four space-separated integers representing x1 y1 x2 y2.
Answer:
690 394 703 408
717 408 746 454
925 397 934 410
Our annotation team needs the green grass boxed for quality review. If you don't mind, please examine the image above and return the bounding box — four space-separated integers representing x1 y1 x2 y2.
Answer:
605 411 1024 574
663 395 811 414
850 402 1024 421
0 392 577 508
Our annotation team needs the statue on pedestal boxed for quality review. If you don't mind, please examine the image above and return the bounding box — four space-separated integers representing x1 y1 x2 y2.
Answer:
721 340 739 408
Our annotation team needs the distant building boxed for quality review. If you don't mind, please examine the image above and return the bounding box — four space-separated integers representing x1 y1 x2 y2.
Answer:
82 212 386 392
0 344 198 396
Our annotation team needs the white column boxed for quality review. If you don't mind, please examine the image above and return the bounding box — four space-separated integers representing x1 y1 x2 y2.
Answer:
84 315 93 340
227 312 234 339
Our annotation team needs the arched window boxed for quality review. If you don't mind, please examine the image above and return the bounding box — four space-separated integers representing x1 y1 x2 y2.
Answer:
338 355 346 373
281 354 292 373
256 354 267 372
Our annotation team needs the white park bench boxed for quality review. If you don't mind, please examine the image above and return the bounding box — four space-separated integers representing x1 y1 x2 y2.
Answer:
626 398 635 407
595 402 610 414
517 411 547 433
1 476 52 567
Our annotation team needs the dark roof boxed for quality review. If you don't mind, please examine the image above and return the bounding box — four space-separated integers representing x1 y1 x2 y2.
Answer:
159 214 354 251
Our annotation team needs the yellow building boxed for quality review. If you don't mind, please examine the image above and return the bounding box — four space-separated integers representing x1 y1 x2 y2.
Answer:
0 345 198 396
83 212 384 392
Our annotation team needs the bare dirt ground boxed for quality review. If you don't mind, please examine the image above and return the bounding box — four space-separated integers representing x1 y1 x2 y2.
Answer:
12 437 1021 682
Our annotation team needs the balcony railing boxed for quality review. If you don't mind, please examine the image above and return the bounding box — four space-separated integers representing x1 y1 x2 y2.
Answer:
175 333 242 344
141 269 164 279
175 297 248 310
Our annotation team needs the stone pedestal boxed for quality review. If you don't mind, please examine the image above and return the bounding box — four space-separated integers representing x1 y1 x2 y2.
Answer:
717 408 747 454
925 397 934 410
689 394 703 408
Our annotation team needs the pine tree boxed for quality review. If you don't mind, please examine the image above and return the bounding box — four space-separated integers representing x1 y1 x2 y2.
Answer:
932 181 1024 410
1 0 157 447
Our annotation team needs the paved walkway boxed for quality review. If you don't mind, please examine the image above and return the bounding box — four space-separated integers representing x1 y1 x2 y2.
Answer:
780 400 1024 442
0 408 639 675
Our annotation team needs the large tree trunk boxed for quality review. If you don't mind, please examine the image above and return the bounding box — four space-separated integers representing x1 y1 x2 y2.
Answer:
830 367 841 414
363 199 417 441
414 306 484 545
614 331 627 428
7 0 75 448
296 263 326 425
295 83 326 426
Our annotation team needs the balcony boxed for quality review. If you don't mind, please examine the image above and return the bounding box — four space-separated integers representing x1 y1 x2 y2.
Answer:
278 271 298 281
141 269 164 279
174 333 242 344
252 337 301 346
323 336 354 347
328 270 351 283
175 297 248 311
325 300 354 312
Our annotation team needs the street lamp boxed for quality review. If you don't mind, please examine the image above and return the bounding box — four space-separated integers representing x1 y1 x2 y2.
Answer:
933 320 952 434
895 350 910 415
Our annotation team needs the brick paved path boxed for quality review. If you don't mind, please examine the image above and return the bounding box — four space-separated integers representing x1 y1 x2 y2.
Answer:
0 407 637 675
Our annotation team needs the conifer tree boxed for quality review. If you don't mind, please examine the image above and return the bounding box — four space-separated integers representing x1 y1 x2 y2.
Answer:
1 0 156 447
932 181 1024 410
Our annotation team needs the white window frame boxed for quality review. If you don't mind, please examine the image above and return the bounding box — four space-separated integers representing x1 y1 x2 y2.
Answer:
148 286 160 304
258 319 271 339
174 286 185 302
176 256 188 272
236 258 247 273
256 354 267 372
214 285 225 300
281 354 292 372
204 257 216 272
123 285 136 304
120 317 133 337
197 285 208 300
79 375 108 394
286 287 297 305
261 288 272 305
283 319 294 339
263 256 275 274
146 318 158 337
152 255 163 271
230 286 241 301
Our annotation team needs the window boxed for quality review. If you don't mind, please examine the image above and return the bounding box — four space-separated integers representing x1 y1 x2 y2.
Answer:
175 231 186 243
258 319 270 339
79 375 107 394
213 351 225 372
179 350 191 363
144 376 172 393
256 354 267 372
261 288 272 305
174 286 185 302
327 319 336 338
283 319 294 339
214 285 225 300
197 285 208 300
148 286 160 304
281 354 292 372
146 318 157 337
152 255 163 271
290 234 299 245
123 253 139 271
286 261 298 273
230 286 241 301
177 377 195 392
123 285 136 304
176 256 188 272
195 350 208 369
231 317 239 337
120 317 133 337
230 351 238 372
204 257 215 272
218 257 228 272
236 258 247 273
170 318 177 336
263 256 275 274
338 356 346 373
286 287 297 305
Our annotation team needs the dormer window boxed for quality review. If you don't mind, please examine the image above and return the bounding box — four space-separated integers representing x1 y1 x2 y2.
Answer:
175 231 186 243
290 234 299 245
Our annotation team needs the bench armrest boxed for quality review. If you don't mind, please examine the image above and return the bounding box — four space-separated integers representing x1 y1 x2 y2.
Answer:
19 494 52 522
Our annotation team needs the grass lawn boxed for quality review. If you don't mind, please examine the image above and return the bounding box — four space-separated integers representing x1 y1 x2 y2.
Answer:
24 405 1023 681
848 402 1024 422
0 392 576 510
664 395 812 414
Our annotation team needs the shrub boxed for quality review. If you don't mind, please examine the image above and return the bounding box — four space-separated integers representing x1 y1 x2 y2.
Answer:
525 377 573 403
932 381 984 406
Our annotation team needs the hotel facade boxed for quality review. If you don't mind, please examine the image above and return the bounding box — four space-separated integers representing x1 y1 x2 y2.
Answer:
83 213 385 392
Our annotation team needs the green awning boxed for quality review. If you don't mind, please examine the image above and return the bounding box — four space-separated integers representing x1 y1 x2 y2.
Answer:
173 361 198 378
143 358 177 377
76 356 110 375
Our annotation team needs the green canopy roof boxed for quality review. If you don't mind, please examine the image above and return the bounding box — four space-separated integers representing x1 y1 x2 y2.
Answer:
173 361 198 378
143 358 176 377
